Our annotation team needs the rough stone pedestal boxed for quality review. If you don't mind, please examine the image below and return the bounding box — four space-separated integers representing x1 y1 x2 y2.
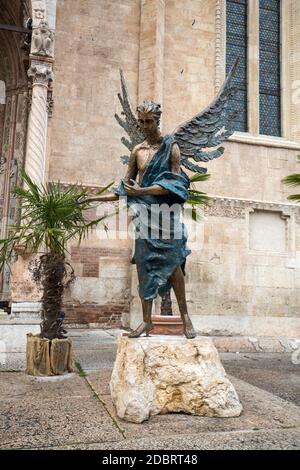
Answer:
110 335 243 423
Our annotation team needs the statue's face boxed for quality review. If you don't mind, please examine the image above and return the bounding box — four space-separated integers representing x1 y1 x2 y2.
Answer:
137 113 158 134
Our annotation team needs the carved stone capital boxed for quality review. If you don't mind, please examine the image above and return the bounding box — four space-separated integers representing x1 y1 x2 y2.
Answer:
27 62 53 86
31 21 54 58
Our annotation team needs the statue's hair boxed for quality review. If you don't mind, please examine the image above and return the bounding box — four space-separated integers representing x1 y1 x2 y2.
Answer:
136 100 162 124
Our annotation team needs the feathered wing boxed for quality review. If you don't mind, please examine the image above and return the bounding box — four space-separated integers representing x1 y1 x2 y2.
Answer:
173 58 239 174
114 69 145 164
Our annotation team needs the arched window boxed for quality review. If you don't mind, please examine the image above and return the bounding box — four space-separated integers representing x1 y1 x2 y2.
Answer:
259 0 281 136
226 0 248 132
225 0 282 137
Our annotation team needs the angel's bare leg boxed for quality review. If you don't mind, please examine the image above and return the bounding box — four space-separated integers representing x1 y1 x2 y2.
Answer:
128 298 154 338
169 266 196 339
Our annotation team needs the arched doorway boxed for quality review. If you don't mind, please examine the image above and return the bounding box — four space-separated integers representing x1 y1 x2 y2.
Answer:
0 0 32 299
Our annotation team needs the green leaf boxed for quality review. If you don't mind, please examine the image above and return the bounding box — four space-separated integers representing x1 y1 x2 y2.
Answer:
189 173 211 183
0 172 114 266
95 181 115 195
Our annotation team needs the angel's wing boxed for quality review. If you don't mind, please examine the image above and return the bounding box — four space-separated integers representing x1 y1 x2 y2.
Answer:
173 58 239 174
114 70 145 164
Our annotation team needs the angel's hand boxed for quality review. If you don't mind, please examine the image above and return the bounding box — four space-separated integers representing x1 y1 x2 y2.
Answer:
123 179 144 196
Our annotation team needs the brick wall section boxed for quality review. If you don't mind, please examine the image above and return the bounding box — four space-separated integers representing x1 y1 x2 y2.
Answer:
66 245 132 325
70 246 131 278
64 303 129 327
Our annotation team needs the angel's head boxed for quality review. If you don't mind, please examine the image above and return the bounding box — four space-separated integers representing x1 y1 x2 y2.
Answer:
137 100 162 134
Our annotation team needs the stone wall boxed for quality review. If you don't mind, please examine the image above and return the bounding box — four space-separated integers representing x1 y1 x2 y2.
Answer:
50 0 141 324
49 0 300 337
50 0 141 184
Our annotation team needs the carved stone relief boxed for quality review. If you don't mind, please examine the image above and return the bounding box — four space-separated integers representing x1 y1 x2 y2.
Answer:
31 21 54 57
33 1 46 21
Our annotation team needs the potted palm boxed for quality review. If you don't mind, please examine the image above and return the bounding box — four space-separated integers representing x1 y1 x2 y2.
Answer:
0 172 112 376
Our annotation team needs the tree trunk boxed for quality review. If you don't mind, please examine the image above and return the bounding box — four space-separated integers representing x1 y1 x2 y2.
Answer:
26 333 75 376
39 254 66 339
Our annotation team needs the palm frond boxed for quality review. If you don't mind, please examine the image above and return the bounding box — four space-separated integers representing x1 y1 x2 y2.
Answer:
0 172 114 270
189 173 211 183
282 174 300 187
95 181 114 195
287 194 300 203
186 173 210 209
282 155 300 204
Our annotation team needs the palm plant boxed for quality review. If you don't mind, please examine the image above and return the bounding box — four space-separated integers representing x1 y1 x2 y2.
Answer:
282 155 300 203
0 172 112 340
186 172 211 215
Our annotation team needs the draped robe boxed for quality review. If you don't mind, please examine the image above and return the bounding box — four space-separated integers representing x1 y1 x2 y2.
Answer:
115 134 191 300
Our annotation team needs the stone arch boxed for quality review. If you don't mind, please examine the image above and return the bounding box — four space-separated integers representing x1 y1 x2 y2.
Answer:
0 0 32 298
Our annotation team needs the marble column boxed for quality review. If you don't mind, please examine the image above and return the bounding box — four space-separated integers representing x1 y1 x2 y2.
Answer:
25 62 53 184
25 10 55 184
2 3 56 371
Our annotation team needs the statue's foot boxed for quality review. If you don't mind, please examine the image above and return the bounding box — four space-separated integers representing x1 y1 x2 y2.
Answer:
183 314 197 339
128 321 153 338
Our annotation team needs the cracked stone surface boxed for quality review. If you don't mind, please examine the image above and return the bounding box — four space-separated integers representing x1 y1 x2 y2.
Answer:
110 335 243 423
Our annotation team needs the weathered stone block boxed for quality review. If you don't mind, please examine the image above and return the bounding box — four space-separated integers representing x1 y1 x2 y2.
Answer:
110 335 243 423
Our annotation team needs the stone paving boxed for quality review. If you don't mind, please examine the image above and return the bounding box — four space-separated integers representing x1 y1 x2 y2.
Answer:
0 329 299 450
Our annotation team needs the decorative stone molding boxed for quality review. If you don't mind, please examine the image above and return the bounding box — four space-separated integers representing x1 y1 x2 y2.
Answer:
288 0 300 142
31 21 54 58
205 198 246 219
229 131 300 150
46 82 54 117
10 302 42 320
0 156 6 175
32 0 46 23
205 196 300 220
215 0 226 93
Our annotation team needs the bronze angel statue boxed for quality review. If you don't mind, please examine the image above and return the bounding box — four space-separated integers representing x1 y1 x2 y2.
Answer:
88 59 239 339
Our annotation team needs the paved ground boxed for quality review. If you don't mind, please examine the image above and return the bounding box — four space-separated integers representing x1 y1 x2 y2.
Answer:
0 329 299 450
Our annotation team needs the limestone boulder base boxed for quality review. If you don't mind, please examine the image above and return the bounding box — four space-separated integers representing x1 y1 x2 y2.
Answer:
110 335 243 423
